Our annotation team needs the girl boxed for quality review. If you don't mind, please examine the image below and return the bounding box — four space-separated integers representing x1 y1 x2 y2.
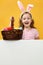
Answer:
20 12 39 40
17 1 39 40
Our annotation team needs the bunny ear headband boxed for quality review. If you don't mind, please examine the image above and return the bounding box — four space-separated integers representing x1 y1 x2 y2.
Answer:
17 0 34 17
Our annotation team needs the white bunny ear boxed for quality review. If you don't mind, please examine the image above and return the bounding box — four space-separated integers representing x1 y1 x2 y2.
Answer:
17 1 25 12
27 4 34 12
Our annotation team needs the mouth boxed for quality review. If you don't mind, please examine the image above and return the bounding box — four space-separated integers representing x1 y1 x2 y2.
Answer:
25 22 29 24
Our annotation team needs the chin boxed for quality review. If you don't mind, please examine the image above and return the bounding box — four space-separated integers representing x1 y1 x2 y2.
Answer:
24 25 30 28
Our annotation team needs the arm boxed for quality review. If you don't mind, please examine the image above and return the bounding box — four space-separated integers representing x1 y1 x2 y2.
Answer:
35 36 40 39
34 29 40 40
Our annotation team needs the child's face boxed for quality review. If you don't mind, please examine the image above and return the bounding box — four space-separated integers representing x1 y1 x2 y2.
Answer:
22 13 32 28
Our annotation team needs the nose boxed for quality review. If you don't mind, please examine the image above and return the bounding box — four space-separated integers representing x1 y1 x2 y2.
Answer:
25 18 28 22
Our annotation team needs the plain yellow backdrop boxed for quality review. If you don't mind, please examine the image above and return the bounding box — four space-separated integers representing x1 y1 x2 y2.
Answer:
0 0 43 39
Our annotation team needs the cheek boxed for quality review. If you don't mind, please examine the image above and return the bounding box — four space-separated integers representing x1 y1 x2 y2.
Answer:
22 20 25 24
28 20 32 24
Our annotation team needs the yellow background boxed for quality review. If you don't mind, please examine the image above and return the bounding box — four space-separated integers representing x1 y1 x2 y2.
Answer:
0 0 43 39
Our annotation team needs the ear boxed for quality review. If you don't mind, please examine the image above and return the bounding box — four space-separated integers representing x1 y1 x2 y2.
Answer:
26 4 34 12
17 1 25 12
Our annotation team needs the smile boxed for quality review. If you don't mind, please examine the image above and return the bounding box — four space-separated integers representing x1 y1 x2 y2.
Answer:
25 22 29 24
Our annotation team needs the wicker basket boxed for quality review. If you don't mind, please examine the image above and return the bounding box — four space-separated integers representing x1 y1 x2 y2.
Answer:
1 29 23 40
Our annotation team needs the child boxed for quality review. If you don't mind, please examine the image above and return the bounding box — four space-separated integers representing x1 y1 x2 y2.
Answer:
17 1 39 40
20 12 39 40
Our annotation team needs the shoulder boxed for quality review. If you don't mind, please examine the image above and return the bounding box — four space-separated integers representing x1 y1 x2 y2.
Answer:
31 28 39 33
31 28 39 35
32 28 39 37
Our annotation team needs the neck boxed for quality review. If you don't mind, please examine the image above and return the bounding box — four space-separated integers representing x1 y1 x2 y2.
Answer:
24 26 31 30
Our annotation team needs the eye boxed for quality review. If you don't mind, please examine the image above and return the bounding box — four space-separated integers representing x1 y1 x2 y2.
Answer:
27 18 31 20
23 18 26 20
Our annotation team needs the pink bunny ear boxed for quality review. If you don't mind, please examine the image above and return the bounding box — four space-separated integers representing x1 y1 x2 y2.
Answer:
17 1 25 12
27 4 34 12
